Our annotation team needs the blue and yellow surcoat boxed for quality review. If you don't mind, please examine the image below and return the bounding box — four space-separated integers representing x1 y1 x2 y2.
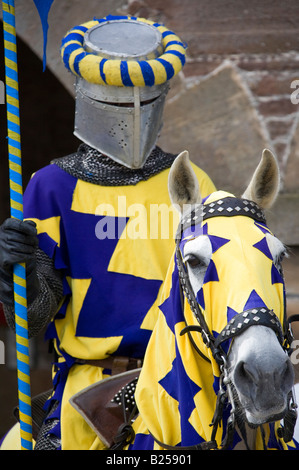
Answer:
21 155 215 450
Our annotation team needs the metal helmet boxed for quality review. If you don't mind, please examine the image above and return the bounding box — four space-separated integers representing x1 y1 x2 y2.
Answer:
61 15 187 169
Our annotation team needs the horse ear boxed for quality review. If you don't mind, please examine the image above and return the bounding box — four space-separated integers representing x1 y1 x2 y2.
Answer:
168 150 202 212
242 148 280 209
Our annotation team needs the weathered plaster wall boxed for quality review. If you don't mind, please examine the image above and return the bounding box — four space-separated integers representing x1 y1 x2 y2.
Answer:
1 0 298 243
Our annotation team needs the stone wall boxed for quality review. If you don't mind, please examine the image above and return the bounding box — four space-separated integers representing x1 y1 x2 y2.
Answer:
0 0 298 244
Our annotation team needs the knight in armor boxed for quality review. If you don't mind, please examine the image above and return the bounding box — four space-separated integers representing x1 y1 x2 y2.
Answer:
0 16 215 450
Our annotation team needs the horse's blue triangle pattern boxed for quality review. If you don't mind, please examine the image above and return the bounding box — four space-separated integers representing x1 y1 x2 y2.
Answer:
243 289 268 311
159 263 184 335
271 264 284 285
209 234 230 254
159 355 202 403
203 259 219 283
254 221 271 235
128 433 155 450
180 223 207 251
253 236 273 260
196 288 205 310
159 357 180 402
227 306 239 323
159 352 204 446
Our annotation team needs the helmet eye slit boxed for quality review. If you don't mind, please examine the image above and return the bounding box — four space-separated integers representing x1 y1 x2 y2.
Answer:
93 97 159 107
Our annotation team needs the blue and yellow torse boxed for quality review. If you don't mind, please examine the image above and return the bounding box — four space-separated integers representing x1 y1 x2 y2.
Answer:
61 15 187 87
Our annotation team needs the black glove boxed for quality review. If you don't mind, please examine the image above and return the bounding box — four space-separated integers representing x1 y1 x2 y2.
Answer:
0 218 40 305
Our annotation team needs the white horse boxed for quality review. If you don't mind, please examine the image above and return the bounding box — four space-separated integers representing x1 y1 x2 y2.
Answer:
72 149 298 450
166 149 295 444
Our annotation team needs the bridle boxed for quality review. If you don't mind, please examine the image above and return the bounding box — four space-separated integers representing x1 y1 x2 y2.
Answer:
176 197 284 363
111 197 298 450
173 196 298 450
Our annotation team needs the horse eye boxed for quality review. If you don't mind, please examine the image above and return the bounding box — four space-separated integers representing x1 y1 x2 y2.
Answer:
184 254 206 269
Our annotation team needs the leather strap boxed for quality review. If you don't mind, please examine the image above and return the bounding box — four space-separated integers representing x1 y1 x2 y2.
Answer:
76 356 143 375
214 307 284 350
176 197 267 241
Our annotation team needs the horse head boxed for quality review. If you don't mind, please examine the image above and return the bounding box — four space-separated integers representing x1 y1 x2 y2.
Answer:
167 149 295 441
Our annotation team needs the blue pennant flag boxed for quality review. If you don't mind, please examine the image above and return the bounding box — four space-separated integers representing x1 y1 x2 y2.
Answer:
33 0 55 71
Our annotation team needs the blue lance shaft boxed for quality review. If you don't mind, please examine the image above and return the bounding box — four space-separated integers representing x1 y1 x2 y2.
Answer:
2 0 33 450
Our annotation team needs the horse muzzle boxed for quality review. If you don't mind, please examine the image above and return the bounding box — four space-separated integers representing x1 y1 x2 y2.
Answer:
228 325 295 426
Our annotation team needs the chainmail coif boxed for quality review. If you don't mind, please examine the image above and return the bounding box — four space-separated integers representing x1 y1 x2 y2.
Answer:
52 143 177 186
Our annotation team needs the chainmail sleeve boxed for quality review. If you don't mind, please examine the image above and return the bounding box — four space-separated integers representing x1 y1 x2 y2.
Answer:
3 248 64 338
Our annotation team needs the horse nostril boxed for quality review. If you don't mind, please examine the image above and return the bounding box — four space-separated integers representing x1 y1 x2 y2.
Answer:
234 361 259 396
234 357 294 401
280 359 294 394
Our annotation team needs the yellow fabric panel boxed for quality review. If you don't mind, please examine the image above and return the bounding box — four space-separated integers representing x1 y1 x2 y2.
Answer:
55 277 123 360
71 164 214 217
71 164 215 284
135 310 180 446
26 216 61 247
60 363 109 450
0 423 22 450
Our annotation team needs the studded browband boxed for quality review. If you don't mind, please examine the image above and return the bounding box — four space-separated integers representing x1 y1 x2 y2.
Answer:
176 196 267 241
214 307 284 351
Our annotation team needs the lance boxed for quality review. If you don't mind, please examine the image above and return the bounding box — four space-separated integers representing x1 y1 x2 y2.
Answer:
2 0 33 450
